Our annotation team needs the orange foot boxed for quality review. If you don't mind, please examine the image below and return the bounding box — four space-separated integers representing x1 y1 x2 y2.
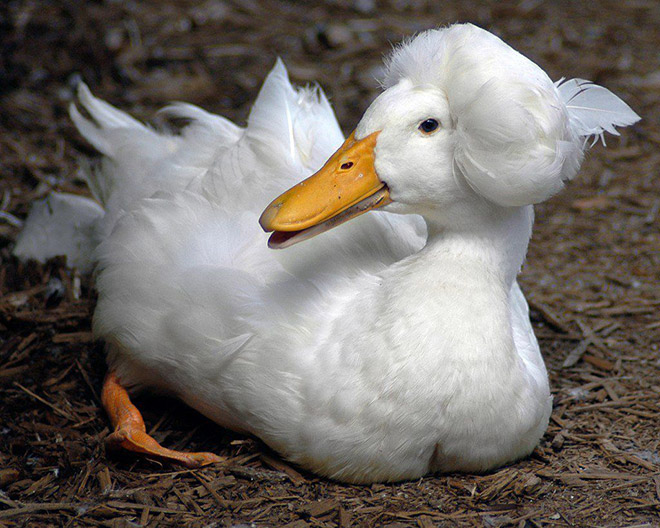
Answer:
101 371 223 468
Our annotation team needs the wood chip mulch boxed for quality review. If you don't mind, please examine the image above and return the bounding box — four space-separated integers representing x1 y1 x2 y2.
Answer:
1 1 658 527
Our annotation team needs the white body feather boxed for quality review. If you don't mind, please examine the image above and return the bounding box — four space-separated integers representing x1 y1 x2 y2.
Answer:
14 24 639 483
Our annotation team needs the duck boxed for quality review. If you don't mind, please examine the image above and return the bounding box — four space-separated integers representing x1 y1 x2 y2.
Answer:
14 23 639 483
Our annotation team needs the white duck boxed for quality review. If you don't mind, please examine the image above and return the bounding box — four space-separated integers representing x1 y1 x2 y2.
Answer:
15 23 639 483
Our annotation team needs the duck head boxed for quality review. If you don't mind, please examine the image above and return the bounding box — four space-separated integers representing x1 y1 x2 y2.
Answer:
260 23 638 248
259 78 460 248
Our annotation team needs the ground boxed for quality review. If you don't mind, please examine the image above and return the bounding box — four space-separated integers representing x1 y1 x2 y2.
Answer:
1 1 659 527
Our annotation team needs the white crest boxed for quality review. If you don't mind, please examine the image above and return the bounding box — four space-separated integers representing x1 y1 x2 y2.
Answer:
383 24 639 206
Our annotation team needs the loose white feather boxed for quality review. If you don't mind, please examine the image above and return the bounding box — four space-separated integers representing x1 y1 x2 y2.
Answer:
557 78 641 143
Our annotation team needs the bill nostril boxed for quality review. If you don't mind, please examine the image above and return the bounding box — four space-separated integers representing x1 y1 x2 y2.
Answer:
340 162 354 170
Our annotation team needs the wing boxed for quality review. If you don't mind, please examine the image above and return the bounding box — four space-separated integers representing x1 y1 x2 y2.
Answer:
69 82 242 240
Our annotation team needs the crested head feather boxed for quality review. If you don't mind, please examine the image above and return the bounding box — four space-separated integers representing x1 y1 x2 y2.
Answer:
382 23 638 207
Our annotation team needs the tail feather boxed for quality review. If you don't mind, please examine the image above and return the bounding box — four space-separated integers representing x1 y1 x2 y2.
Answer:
69 83 205 216
16 62 346 272
246 58 344 172
157 102 243 145
76 83 144 129
69 83 148 156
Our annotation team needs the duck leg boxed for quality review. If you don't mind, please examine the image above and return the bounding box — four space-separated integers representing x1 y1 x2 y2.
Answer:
101 371 223 468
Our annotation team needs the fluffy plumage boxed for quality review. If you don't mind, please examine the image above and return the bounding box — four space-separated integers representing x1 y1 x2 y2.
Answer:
15 23 639 483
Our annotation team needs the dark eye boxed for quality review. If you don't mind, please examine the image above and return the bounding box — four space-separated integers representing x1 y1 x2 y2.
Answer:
419 118 439 134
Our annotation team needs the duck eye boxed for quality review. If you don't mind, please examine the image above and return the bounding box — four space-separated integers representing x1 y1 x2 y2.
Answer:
419 119 439 134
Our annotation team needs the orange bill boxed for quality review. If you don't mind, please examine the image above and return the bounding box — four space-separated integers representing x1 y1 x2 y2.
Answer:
259 130 391 248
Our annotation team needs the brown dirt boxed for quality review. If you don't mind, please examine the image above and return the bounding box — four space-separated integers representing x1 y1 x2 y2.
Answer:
1 1 659 527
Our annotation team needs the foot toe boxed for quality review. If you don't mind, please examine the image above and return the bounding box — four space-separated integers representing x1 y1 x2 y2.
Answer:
181 452 225 468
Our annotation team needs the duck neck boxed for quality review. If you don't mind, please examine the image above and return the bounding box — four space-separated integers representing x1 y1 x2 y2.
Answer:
378 203 535 371
420 203 534 288
372 203 536 377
